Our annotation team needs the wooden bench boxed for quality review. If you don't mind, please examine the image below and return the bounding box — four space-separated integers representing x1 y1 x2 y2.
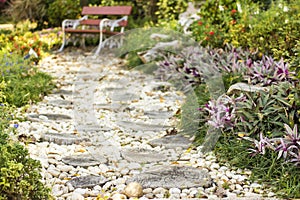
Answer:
58 6 132 54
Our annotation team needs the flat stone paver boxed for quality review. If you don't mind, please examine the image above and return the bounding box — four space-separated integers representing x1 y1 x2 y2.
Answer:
127 165 212 189
41 132 90 145
149 134 192 149
62 154 107 166
67 175 108 188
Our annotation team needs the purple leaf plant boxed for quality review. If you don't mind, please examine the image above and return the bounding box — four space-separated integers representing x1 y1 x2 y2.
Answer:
245 124 300 166
203 94 245 129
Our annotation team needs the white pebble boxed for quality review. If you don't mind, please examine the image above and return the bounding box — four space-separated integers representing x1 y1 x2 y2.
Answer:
57 165 73 172
207 194 218 199
58 172 68 179
235 184 243 191
220 175 229 182
180 193 188 198
120 168 129 175
182 188 189 194
99 164 109 172
102 181 112 191
155 193 165 198
153 187 167 195
52 184 64 197
268 192 276 197
169 188 181 194
250 183 262 188
48 168 61 177
111 193 127 200
225 170 233 178
71 192 84 200
66 183 74 192
144 193 154 198
73 188 87 195
210 163 220 170
143 188 152 194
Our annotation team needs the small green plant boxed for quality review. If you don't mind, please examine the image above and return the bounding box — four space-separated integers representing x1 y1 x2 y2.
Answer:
0 104 52 199
0 52 55 107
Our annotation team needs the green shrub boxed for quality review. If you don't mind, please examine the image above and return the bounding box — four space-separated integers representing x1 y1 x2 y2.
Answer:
191 0 243 47
190 0 300 68
233 0 300 61
155 0 188 28
0 22 62 60
0 52 55 107
4 0 46 27
0 104 51 199
47 0 81 27
234 82 300 138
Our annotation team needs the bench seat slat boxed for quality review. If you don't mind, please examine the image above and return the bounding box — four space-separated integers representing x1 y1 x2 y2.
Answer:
82 6 132 16
65 28 123 35
80 19 128 27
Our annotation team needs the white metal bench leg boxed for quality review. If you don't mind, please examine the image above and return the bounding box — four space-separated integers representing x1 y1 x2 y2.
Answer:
95 18 110 55
58 30 66 52
95 31 103 55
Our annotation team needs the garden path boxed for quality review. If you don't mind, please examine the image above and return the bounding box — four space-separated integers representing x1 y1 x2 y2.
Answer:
18 50 278 200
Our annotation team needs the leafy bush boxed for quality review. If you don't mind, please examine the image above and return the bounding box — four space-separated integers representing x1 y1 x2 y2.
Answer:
0 52 55 107
0 104 51 199
233 0 300 62
0 20 62 60
5 0 46 27
46 0 81 27
190 0 300 69
191 0 242 47
155 0 188 28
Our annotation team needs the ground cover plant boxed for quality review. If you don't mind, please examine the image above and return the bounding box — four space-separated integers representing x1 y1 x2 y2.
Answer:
0 51 55 107
154 44 300 198
0 103 52 199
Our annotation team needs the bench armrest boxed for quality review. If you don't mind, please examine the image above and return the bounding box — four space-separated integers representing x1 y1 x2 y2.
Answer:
99 16 128 32
110 16 128 32
62 16 88 29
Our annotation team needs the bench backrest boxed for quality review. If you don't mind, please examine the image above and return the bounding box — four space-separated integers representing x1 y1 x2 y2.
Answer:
82 6 132 16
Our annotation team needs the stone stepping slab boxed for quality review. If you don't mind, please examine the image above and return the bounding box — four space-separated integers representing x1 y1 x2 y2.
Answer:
149 134 192 149
102 87 126 92
143 111 173 119
127 165 212 189
75 125 111 132
52 89 73 95
67 175 108 188
62 154 107 167
86 145 121 162
109 92 140 102
27 113 72 122
41 132 90 145
47 99 73 108
117 121 171 132
121 149 168 163
93 103 126 112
